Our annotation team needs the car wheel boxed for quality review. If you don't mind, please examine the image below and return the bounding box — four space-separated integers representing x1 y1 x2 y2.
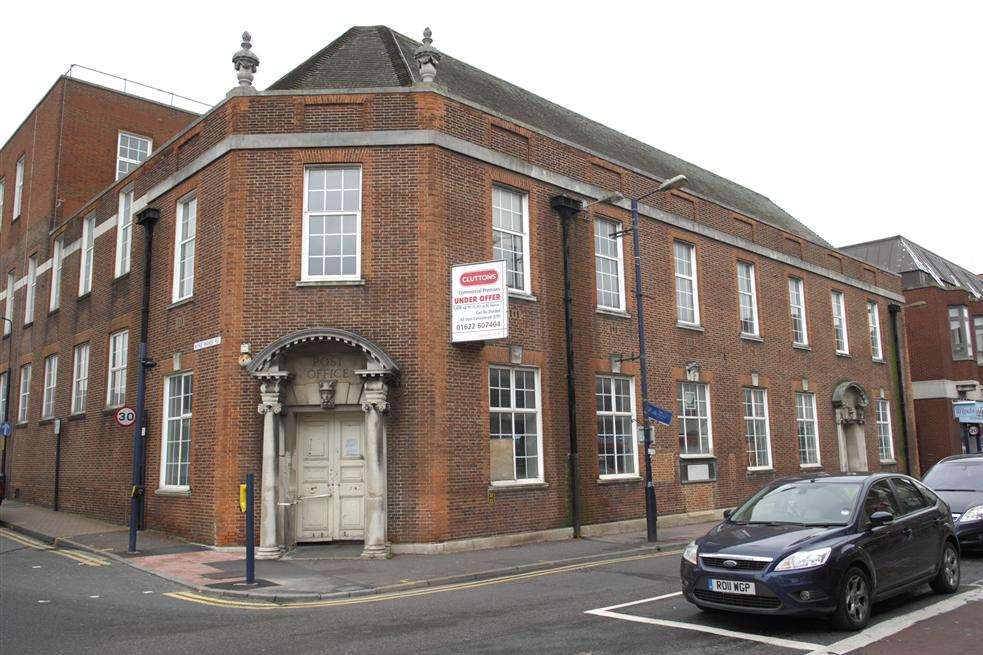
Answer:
832 567 872 631
930 541 960 594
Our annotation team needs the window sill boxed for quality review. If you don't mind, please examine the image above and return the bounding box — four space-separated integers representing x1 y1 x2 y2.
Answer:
740 334 763 343
167 297 193 310
835 351 852 358
77 291 92 302
800 463 823 469
488 481 548 492
296 279 366 287
47 308 59 318
596 307 630 319
15 421 28 427
679 453 715 460
155 487 191 498
102 406 125 416
793 343 811 351
68 413 86 421
676 322 705 333
598 475 642 485
23 321 33 329
113 272 131 285
39 418 55 426
747 467 774 473
507 290 538 303
879 459 897 465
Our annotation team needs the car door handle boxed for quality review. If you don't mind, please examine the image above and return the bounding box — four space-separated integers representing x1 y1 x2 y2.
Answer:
902 527 913 537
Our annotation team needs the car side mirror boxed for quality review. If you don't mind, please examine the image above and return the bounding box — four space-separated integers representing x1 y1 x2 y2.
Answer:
868 511 894 528
722 509 733 520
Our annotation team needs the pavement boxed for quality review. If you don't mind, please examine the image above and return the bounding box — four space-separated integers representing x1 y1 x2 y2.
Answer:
0 499 709 602
2 520 981 655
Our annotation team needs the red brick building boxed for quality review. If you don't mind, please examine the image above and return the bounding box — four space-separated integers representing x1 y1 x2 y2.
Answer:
1 27 917 556
0 73 199 512
842 236 982 470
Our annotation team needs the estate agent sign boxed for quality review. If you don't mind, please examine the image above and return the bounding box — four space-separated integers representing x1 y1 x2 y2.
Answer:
451 260 509 343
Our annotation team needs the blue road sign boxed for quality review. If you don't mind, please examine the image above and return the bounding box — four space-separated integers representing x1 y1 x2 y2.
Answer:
644 402 673 426
0 421 11 437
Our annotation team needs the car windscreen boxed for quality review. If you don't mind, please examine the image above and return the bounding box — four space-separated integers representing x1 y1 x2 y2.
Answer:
730 481 862 526
923 460 983 491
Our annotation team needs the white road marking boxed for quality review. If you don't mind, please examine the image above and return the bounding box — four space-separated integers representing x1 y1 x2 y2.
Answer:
585 607 825 651
32 565 41 569
89 595 100 599
586 579 983 654
37 600 50 604
591 591 682 612
143 590 154 594
805 586 983 655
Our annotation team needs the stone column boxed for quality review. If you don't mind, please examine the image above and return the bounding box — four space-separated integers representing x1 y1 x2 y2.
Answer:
256 373 289 560
360 376 390 559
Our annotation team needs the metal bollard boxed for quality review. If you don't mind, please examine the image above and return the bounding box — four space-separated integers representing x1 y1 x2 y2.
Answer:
245 473 255 584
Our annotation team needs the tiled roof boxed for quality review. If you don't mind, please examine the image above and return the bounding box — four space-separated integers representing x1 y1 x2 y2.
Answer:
840 235 983 298
269 26 833 247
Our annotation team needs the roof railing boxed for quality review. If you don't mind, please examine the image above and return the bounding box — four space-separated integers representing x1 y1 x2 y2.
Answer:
65 64 213 114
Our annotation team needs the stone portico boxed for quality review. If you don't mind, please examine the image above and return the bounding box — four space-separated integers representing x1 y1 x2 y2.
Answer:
247 329 398 559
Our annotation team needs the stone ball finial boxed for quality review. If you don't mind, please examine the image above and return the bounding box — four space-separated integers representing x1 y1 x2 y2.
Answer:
414 26 440 83
232 29 260 90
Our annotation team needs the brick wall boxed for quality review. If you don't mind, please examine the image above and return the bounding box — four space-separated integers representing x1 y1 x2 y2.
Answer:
2 85 914 546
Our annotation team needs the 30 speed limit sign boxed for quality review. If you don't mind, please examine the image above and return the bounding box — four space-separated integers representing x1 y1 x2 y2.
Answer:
114 406 137 427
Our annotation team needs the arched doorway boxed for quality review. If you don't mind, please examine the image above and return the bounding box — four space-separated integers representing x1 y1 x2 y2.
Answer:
246 328 398 559
832 381 870 473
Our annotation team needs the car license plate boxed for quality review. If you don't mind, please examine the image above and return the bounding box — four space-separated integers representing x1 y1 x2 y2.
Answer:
708 579 755 595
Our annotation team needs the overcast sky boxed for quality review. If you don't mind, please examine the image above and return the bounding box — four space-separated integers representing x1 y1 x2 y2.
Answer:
4 1 981 271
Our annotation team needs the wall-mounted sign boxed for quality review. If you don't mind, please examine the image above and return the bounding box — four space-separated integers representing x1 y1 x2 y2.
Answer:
451 260 508 343
953 401 983 424
114 406 136 427
194 335 222 351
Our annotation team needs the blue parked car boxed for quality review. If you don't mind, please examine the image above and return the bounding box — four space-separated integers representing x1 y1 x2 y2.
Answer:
922 454 983 551
680 474 960 630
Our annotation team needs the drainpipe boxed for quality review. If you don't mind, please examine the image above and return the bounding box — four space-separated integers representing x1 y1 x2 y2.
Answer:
0 318 13 492
127 207 159 553
53 420 62 511
550 195 584 538
888 303 914 475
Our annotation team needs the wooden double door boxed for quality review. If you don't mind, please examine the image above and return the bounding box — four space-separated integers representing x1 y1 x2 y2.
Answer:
295 414 366 542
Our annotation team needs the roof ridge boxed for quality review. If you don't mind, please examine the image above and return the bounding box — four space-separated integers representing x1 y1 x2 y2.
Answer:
380 26 415 86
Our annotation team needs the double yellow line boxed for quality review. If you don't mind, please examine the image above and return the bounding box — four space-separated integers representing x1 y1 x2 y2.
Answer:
0 527 111 566
166 547 683 610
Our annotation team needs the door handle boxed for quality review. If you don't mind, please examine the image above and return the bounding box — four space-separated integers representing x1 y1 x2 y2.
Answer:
902 527 913 538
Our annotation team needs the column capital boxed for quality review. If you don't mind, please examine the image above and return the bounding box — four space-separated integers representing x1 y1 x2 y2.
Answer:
360 379 390 414
357 369 394 414
254 370 291 414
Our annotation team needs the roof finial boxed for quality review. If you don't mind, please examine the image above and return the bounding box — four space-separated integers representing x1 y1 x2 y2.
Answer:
414 27 440 83
231 30 260 94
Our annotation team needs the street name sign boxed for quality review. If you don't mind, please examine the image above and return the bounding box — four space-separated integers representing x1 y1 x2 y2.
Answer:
451 260 508 343
644 401 673 426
